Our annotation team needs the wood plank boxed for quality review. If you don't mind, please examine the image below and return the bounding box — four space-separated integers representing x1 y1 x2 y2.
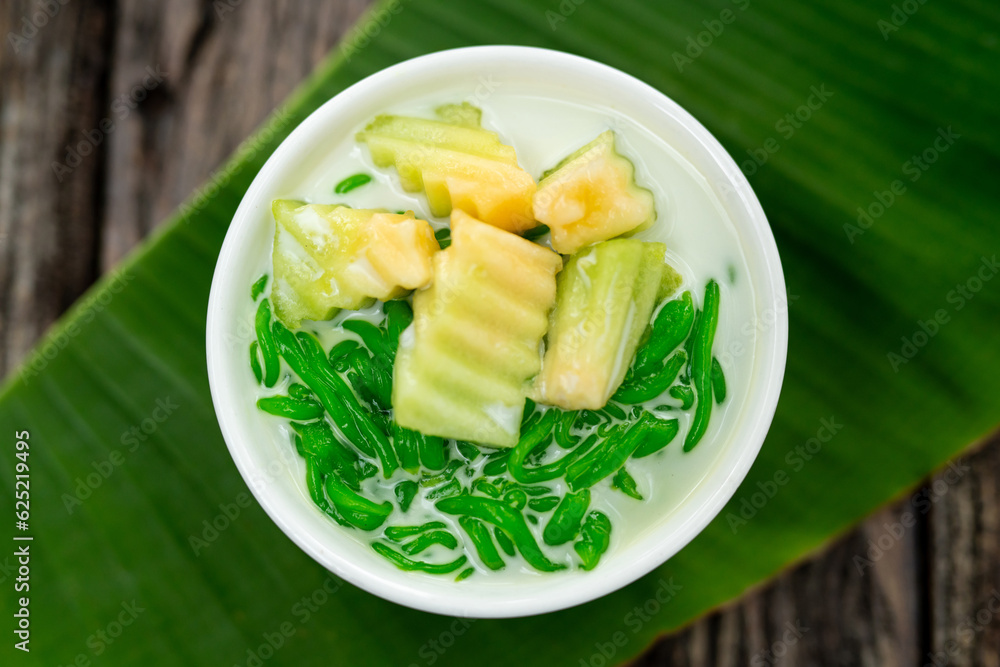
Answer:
0 0 114 375
633 434 1000 666
927 441 1000 667
634 495 926 665
0 0 373 381
101 0 374 268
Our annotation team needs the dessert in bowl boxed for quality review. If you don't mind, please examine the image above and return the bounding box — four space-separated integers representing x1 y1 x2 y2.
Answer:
207 46 787 618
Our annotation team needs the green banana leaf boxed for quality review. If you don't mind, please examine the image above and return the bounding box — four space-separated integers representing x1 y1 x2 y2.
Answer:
3 0 998 664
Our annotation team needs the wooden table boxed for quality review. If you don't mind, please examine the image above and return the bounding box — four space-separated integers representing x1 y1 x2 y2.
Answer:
2 2 997 664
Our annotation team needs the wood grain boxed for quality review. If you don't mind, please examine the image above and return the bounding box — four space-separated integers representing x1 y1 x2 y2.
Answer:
633 439 1000 667
0 0 112 373
1 2 998 665
0 0 372 377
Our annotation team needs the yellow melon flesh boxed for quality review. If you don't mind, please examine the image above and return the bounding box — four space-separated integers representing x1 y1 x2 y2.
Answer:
533 130 656 255
343 212 439 301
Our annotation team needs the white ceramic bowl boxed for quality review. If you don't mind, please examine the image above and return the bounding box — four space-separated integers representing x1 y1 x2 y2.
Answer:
207 45 787 618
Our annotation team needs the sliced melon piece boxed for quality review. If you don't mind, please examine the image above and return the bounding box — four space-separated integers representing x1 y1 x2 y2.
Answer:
343 212 439 302
360 112 516 163
392 210 562 447
271 200 436 328
434 102 482 128
534 239 672 410
533 130 656 255
658 262 683 301
357 105 536 233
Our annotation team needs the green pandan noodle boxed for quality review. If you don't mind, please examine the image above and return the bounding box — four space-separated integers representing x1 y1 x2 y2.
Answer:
249 272 724 576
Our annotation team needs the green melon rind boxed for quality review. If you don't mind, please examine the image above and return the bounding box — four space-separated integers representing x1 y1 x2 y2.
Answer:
658 262 683 301
356 108 517 164
434 102 482 128
271 200 377 329
537 239 673 409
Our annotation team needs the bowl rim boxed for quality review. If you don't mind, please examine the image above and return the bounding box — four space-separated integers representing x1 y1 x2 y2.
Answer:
207 44 788 618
